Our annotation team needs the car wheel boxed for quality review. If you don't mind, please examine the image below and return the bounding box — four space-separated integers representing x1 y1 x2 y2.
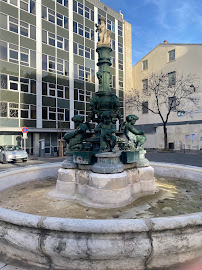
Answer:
22 159 27 162
2 155 7 164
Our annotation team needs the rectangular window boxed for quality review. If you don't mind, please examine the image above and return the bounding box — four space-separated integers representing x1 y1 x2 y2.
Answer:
9 16 18 33
0 41 7 61
20 47 29 66
30 50 36 68
64 17 68 29
0 102 7 117
73 21 77 33
78 44 84 56
118 59 123 70
119 77 123 90
42 107 48 119
9 103 19 118
78 23 83 36
168 96 177 111
85 7 89 19
168 49 175 61
91 49 94 60
91 10 94 21
30 105 36 119
49 107 56 120
30 25 36 39
64 39 69 51
42 82 47 95
142 60 148 70
57 58 64 75
73 0 77 12
74 63 78 80
31 80 36 94
20 104 29 119
42 6 47 19
118 43 123 54
30 0 36 15
49 83 56 97
9 44 18 64
48 9 55 23
111 40 115 50
57 35 63 49
73 42 77 54
57 85 64 98
142 101 148 114
65 86 69 99
42 54 47 71
48 32 55 46
85 47 90 59
20 21 28 37
57 108 65 121
9 75 18 90
91 69 95 83
0 13 7 30
78 2 83 15
57 13 63 27
142 79 148 92
20 1 28 11
49 56 56 73
107 19 111 31
42 30 47 44
65 61 69 76
79 65 84 81
118 25 122 36
91 29 94 41
85 67 90 82
20 78 29 92
168 71 176 86
85 27 90 39
0 74 7 89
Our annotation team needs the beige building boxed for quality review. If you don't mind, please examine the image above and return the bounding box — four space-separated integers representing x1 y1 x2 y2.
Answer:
130 42 202 150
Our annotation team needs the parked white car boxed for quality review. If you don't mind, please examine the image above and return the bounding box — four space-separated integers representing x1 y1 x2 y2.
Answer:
0 145 28 164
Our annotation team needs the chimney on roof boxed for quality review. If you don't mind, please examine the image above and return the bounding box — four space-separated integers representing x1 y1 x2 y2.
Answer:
164 40 168 44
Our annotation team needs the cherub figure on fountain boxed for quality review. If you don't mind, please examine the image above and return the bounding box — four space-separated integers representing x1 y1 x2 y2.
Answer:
94 111 116 152
63 115 91 152
95 17 111 47
121 115 146 150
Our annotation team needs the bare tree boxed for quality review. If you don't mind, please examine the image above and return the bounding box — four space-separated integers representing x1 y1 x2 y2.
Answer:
126 72 200 151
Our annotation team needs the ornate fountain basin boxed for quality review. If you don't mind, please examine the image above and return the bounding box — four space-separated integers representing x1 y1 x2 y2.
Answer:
0 162 201 270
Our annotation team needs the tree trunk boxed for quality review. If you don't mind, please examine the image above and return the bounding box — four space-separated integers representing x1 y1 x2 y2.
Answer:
163 123 168 151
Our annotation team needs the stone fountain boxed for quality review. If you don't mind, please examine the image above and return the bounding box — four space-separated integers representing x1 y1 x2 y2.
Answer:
52 17 157 208
1 17 201 270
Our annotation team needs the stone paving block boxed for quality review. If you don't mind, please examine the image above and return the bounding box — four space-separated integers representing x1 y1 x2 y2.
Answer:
0 265 27 270
0 263 6 269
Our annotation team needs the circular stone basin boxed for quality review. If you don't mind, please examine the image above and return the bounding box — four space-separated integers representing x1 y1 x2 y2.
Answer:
0 162 201 270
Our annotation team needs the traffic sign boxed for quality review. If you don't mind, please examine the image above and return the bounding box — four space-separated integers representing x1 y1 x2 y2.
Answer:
22 127 28 133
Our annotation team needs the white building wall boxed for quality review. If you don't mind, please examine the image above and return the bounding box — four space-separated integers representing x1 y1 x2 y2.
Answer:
132 44 202 150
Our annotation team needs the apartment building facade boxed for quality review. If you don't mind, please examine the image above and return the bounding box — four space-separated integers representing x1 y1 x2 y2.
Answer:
0 0 131 155
131 43 202 150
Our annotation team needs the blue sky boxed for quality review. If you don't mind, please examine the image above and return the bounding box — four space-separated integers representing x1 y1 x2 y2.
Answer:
101 0 202 65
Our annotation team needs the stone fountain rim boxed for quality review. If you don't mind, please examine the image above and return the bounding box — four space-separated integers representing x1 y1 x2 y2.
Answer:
0 162 201 234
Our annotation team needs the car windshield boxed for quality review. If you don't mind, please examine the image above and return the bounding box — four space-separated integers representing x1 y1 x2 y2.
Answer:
4 145 22 151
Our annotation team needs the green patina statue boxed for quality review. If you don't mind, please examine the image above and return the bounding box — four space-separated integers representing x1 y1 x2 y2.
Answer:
95 111 117 152
121 115 146 150
63 115 91 151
